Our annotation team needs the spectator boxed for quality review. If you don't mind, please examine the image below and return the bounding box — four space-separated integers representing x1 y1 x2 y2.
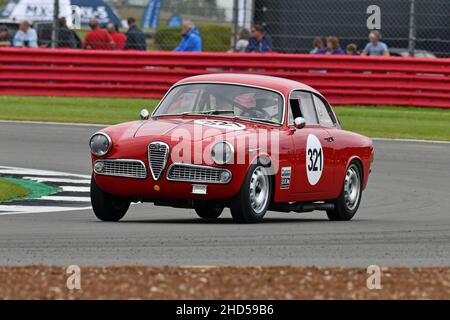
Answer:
107 23 126 50
323 36 344 55
361 31 389 56
0 25 12 47
345 43 358 55
125 17 147 51
57 17 78 49
82 19 115 50
175 20 202 52
233 28 250 52
246 24 272 53
310 37 325 54
13 21 38 48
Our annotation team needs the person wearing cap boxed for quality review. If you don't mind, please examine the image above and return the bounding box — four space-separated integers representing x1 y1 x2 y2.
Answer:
13 21 38 48
0 25 12 47
361 31 389 56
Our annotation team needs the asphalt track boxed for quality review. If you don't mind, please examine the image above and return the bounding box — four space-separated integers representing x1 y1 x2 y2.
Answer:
0 121 449 267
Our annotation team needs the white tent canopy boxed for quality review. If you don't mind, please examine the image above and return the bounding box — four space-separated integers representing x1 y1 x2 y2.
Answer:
0 0 73 25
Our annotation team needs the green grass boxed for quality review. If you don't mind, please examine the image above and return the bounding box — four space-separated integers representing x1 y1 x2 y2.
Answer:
0 179 30 202
0 96 159 124
334 106 450 141
0 96 449 141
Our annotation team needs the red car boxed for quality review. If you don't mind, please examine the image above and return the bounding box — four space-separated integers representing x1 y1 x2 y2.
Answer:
89 74 374 223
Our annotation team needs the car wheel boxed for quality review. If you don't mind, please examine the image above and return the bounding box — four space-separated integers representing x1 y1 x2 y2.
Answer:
194 205 224 219
90 175 130 222
230 164 272 223
327 161 362 221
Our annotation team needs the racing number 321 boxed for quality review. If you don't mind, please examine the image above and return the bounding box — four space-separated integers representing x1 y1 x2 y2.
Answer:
307 148 322 172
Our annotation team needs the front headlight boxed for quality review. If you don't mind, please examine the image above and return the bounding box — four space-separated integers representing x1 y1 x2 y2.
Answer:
89 132 111 156
211 141 234 165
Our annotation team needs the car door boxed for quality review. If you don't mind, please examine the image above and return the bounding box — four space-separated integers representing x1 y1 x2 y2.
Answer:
288 91 335 196
311 93 343 196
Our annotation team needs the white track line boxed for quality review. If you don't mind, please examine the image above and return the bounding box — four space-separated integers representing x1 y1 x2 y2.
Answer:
372 138 450 144
0 120 105 127
60 186 90 192
0 166 90 179
22 177 90 184
39 196 91 202
0 205 91 214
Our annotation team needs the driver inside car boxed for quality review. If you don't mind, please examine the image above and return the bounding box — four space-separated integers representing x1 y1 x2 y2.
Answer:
234 93 281 123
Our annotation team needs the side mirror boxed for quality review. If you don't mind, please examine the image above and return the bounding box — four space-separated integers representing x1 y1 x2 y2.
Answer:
294 117 306 129
140 109 150 120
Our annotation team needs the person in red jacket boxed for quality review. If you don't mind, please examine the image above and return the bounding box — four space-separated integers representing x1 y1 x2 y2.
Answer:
83 19 114 50
106 23 126 50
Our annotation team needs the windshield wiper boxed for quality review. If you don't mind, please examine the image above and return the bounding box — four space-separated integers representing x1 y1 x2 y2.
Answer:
233 116 281 126
154 112 198 118
155 110 234 118
198 109 235 115
250 118 281 125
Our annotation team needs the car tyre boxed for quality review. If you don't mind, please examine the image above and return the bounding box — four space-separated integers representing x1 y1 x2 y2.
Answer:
194 205 224 219
327 161 362 221
230 164 272 223
90 175 130 222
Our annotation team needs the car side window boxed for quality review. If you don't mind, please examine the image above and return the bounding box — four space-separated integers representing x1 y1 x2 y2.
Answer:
294 91 319 125
313 95 335 127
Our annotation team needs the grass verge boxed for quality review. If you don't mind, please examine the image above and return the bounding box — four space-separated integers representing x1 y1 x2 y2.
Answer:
335 105 450 141
0 178 30 202
0 96 449 141
0 96 158 125
0 177 60 203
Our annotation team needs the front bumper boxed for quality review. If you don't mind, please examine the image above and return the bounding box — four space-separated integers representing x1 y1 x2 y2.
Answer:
93 160 245 201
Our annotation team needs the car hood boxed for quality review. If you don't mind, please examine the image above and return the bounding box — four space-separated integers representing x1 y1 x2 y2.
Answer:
133 117 264 141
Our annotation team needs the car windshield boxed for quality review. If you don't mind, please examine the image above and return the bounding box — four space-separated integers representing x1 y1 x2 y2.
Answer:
153 83 284 124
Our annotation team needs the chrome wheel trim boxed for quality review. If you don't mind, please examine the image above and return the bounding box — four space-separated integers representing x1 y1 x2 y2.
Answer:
344 164 361 211
249 166 270 214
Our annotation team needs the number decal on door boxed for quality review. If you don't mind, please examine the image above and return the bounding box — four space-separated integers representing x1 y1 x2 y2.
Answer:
306 134 324 186
307 148 323 172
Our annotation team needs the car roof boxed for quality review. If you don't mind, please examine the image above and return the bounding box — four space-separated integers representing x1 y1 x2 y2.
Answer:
176 73 322 98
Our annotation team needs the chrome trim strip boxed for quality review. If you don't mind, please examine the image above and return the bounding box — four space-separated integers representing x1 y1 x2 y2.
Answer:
148 141 170 181
166 163 232 184
94 159 147 179
151 81 286 127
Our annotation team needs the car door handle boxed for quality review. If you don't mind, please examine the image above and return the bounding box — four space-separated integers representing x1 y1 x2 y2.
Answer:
324 136 334 142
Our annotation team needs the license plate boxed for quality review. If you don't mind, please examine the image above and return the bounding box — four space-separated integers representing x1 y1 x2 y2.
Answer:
192 185 207 195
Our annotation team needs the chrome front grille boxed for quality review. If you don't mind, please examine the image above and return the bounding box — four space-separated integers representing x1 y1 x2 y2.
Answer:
148 142 169 180
167 164 232 184
94 159 147 179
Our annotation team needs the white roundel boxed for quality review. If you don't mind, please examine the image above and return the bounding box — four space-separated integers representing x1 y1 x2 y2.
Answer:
194 119 245 130
306 134 324 186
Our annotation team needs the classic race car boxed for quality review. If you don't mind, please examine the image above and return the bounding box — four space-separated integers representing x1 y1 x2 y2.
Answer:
89 74 374 223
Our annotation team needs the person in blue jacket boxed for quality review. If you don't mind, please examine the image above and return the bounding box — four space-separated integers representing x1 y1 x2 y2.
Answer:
175 21 202 52
245 24 272 53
